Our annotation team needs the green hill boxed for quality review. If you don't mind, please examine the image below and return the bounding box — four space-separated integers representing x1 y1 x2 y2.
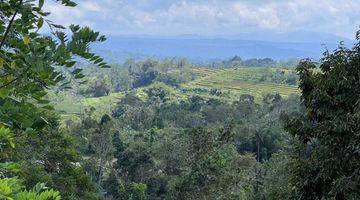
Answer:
51 67 299 118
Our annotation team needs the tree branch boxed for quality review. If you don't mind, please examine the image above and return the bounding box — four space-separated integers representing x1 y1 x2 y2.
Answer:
0 0 23 49
0 65 30 89
0 76 20 89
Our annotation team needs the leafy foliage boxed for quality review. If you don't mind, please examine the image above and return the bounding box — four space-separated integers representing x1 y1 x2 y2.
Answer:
66 79 301 199
0 0 108 198
0 0 109 131
285 36 360 199
4 0 358 199
0 178 60 200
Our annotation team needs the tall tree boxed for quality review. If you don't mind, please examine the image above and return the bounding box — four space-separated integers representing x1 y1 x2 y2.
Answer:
91 114 115 185
285 33 360 199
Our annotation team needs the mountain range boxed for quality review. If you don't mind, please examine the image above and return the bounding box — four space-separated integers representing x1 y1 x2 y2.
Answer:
92 30 355 63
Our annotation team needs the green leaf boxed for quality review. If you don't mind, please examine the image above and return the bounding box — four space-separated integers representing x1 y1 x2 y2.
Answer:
72 68 82 74
100 63 111 68
25 128 36 135
37 17 44 29
0 127 15 148
74 74 85 79
51 24 66 29
37 99 50 104
10 62 15 69
0 58 4 68
0 89 11 99
42 105 54 110
39 0 44 9
31 117 49 131
60 0 77 7
94 58 103 64
0 162 20 173
24 36 30 45
65 61 76 67
55 75 65 82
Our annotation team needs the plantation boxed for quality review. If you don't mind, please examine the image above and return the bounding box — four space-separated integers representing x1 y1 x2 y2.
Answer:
184 67 299 100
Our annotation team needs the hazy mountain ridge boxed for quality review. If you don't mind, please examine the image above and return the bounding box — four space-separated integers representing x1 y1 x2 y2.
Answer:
93 31 353 62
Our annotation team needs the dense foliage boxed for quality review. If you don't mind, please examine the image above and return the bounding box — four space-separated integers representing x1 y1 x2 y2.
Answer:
62 82 301 199
0 0 108 199
211 56 299 69
2 0 360 199
285 34 360 199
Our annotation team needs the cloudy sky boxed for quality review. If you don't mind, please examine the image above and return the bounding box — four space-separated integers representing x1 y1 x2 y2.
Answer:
46 0 360 39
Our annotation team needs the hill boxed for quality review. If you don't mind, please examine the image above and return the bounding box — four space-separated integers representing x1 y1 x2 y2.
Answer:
51 67 299 118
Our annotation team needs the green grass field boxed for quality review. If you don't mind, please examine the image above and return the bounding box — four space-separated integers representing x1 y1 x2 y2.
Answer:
51 91 125 119
52 67 300 117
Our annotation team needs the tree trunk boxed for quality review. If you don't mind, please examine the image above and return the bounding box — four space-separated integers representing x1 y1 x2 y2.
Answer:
97 157 104 185
256 134 260 162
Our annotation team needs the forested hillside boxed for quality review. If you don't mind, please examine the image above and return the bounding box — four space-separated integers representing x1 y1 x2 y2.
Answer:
1 1 360 200
46 58 301 199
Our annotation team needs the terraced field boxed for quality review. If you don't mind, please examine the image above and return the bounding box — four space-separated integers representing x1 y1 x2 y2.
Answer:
52 67 300 117
183 67 299 100
191 68 219 77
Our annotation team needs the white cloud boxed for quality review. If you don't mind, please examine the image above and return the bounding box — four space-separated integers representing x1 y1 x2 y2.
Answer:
83 2 102 12
43 0 360 38
45 4 84 27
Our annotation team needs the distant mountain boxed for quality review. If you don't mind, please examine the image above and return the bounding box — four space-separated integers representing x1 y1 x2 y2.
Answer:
92 31 354 63
225 30 353 43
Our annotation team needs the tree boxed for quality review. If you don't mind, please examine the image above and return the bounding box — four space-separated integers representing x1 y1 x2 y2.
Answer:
128 59 158 88
90 114 115 185
103 169 122 199
262 152 293 200
0 0 109 131
173 127 257 200
285 34 360 199
81 77 111 97
0 0 108 197
16 114 100 199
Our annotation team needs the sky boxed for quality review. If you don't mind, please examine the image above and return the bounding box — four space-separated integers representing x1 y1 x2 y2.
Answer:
45 0 360 39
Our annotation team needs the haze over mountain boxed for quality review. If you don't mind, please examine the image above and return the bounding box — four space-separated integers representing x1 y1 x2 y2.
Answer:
93 30 353 62
45 0 359 62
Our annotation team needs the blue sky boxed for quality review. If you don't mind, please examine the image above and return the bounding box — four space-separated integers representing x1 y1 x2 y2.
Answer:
46 0 360 39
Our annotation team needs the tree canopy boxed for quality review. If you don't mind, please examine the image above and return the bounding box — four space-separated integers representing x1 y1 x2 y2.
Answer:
285 34 360 199
0 0 108 198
